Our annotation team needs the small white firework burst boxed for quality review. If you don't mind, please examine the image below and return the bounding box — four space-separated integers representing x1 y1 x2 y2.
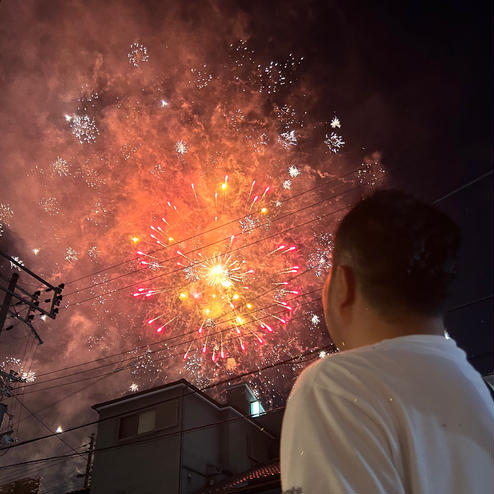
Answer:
68 114 99 143
183 265 200 281
256 53 304 94
39 197 60 215
10 256 24 271
319 350 328 359
129 383 139 392
307 232 333 277
51 157 70 176
309 313 321 327
324 132 345 153
224 108 245 132
121 143 139 161
21 370 36 383
150 163 166 176
65 247 79 263
278 130 297 149
0 204 14 226
253 133 268 152
275 200 283 208
129 347 160 378
128 42 149 67
282 179 292 190
183 353 211 388
175 140 188 155
330 116 341 128
189 65 213 89
87 246 99 260
79 164 106 190
239 215 260 234
357 158 386 186
274 104 300 130
288 165 300 178
147 261 161 271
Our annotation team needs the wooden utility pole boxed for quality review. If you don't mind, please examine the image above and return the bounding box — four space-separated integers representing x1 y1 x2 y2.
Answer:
83 433 95 489
0 272 18 335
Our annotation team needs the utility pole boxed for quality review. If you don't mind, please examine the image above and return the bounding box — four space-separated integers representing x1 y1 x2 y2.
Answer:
0 369 25 444
83 433 95 489
0 272 18 335
0 251 65 342
0 251 65 443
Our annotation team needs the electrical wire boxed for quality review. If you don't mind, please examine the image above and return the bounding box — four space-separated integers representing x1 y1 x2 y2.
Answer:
62 182 359 300
0 345 329 456
31 268 319 381
63 167 361 287
13 397 86 460
14 292 323 394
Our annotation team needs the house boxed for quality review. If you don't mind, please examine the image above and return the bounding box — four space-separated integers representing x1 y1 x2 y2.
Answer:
90 379 283 494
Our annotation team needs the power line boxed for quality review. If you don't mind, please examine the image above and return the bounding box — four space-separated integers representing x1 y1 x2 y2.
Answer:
64 167 361 287
63 183 359 300
63 165 492 305
64 198 352 308
446 293 493 313
1 351 319 476
15 292 322 393
13 288 491 440
12 298 322 432
432 168 493 205
13 396 86 460
0 457 76 489
0 345 330 455
14 374 119 433
31 269 319 381
0 404 288 472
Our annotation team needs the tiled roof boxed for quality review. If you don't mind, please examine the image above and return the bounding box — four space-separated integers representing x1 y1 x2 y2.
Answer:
201 461 280 493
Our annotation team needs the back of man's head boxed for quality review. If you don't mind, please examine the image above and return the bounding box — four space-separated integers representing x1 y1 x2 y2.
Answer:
333 189 461 317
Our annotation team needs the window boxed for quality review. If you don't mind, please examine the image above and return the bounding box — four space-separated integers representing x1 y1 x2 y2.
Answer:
117 401 178 440
119 413 139 439
137 410 156 434
118 409 156 439
250 400 262 417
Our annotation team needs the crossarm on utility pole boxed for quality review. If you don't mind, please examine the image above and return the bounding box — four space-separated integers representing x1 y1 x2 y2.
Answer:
0 273 19 335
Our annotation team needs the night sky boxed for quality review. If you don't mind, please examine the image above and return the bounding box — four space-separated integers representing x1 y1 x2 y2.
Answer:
0 1 492 491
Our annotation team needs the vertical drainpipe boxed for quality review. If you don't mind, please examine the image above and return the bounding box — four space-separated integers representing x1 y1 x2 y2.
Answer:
178 386 185 494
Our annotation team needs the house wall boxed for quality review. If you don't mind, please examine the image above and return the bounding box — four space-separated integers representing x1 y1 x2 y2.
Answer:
180 393 222 493
91 386 184 494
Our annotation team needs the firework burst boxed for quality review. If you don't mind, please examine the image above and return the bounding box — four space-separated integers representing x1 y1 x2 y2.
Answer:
133 178 300 365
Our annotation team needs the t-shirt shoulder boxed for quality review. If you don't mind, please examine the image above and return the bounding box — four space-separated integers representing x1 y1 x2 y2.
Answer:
289 353 371 405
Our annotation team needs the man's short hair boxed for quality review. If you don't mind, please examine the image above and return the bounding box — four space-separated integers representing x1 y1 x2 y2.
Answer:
332 189 461 316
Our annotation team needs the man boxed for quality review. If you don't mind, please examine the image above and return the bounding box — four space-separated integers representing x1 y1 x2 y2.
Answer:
281 190 494 494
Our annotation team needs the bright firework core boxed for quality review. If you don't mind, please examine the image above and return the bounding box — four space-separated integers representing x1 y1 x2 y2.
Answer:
205 256 244 289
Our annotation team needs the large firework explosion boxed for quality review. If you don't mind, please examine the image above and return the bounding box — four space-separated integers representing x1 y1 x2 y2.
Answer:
0 2 386 429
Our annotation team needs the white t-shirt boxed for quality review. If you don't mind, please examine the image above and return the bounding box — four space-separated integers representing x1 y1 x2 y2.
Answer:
281 334 494 494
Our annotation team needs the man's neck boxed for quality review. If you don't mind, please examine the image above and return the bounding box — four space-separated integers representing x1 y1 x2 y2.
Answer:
343 312 445 350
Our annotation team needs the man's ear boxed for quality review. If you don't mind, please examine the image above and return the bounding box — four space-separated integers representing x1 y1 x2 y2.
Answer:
334 265 356 309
